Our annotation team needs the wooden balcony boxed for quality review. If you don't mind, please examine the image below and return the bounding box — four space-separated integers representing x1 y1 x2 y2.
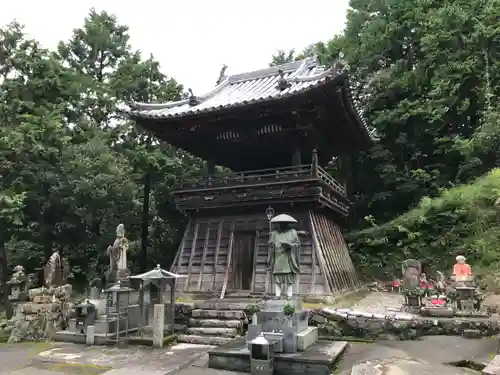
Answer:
173 164 350 216
174 164 346 195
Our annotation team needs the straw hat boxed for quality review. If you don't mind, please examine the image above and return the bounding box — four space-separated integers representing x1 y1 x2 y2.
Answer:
270 214 298 223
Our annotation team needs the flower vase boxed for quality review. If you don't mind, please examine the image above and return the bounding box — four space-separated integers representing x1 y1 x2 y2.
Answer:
252 313 258 325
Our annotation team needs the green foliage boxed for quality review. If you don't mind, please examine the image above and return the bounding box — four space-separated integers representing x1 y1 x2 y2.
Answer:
0 10 199 288
244 304 262 316
283 303 295 317
347 169 500 280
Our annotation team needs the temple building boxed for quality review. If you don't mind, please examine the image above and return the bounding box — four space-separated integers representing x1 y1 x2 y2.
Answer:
124 56 374 297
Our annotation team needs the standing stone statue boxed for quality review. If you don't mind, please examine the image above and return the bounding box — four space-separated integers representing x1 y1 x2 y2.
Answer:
106 224 129 282
267 214 300 298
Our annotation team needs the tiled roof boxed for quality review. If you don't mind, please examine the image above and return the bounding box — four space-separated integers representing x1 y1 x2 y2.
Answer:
124 57 376 139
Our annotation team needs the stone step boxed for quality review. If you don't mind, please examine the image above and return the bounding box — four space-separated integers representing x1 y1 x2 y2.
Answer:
189 318 242 328
186 327 238 337
177 334 235 346
195 299 261 311
192 309 245 319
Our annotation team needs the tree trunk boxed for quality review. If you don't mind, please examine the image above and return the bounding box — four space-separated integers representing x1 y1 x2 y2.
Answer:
0 234 13 319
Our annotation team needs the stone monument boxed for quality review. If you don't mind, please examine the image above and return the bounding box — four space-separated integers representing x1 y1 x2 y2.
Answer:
106 224 130 285
44 250 69 288
267 214 300 298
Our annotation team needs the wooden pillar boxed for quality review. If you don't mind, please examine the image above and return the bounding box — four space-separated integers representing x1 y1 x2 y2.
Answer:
311 149 318 177
292 145 302 167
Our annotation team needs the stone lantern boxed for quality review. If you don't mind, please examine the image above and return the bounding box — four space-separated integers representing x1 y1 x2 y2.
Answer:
104 281 132 343
7 265 28 302
250 334 274 375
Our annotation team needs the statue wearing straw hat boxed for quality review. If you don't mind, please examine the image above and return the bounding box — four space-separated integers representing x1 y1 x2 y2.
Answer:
267 214 300 298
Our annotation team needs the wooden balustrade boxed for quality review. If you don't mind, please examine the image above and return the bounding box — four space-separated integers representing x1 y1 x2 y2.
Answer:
173 164 346 198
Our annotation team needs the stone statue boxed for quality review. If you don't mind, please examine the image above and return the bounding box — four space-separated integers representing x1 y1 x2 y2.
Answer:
44 250 62 288
401 259 421 288
453 255 472 277
106 224 129 282
267 214 300 298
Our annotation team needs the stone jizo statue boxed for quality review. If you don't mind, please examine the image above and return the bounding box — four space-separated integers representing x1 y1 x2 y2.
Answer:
267 214 300 298
453 255 472 277
401 259 421 288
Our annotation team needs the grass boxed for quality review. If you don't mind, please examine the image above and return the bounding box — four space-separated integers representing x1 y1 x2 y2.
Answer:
39 362 112 375
0 340 55 354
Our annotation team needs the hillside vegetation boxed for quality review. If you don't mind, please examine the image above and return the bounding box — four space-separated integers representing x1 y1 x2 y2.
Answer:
347 168 500 289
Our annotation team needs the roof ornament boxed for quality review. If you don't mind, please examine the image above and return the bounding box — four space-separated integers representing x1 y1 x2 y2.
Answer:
276 69 291 91
216 64 228 86
187 88 199 106
332 51 349 75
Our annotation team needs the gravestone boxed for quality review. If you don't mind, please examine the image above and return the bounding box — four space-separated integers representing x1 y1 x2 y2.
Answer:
246 298 316 354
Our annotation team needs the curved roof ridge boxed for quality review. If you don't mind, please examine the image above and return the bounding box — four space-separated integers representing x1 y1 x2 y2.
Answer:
128 57 326 111
129 77 231 110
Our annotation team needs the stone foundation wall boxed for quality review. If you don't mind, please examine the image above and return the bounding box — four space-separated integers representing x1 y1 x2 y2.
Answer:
7 285 72 343
310 307 500 340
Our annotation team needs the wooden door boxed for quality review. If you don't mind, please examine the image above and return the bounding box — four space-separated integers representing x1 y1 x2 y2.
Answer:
232 231 255 290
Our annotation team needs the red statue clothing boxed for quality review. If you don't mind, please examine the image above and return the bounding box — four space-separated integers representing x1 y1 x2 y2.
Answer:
453 263 472 276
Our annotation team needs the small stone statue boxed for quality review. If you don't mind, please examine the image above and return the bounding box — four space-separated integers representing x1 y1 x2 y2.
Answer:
267 214 300 298
401 259 421 288
106 224 129 282
453 255 472 277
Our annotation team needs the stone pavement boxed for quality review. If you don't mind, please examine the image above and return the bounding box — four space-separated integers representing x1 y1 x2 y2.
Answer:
349 291 404 313
0 342 215 375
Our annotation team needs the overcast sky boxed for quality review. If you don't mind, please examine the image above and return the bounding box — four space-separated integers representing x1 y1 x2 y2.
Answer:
1 1 349 95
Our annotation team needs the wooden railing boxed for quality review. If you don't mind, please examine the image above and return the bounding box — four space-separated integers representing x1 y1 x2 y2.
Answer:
173 163 347 197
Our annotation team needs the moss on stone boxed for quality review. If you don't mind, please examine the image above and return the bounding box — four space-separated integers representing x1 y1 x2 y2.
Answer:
43 362 112 375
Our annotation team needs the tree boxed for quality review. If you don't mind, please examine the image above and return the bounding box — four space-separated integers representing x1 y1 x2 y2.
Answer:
56 8 131 127
314 0 500 227
269 49 296 66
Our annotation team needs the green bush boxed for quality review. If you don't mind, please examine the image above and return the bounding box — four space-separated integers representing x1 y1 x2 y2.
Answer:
348 169 500 288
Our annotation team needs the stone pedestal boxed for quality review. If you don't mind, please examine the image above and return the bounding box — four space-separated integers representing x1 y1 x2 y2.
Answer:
153 304 165 348
86 325 95 345
247 298 316 354
89 287 100 300
117 269 130 287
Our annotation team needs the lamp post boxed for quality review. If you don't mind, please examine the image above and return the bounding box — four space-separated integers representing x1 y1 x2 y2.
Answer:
265 206 275 297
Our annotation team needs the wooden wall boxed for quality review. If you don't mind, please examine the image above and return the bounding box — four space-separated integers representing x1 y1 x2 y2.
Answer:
171 210 360 295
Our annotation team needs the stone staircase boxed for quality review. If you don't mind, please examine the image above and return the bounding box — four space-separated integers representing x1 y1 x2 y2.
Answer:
178 298 261 346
